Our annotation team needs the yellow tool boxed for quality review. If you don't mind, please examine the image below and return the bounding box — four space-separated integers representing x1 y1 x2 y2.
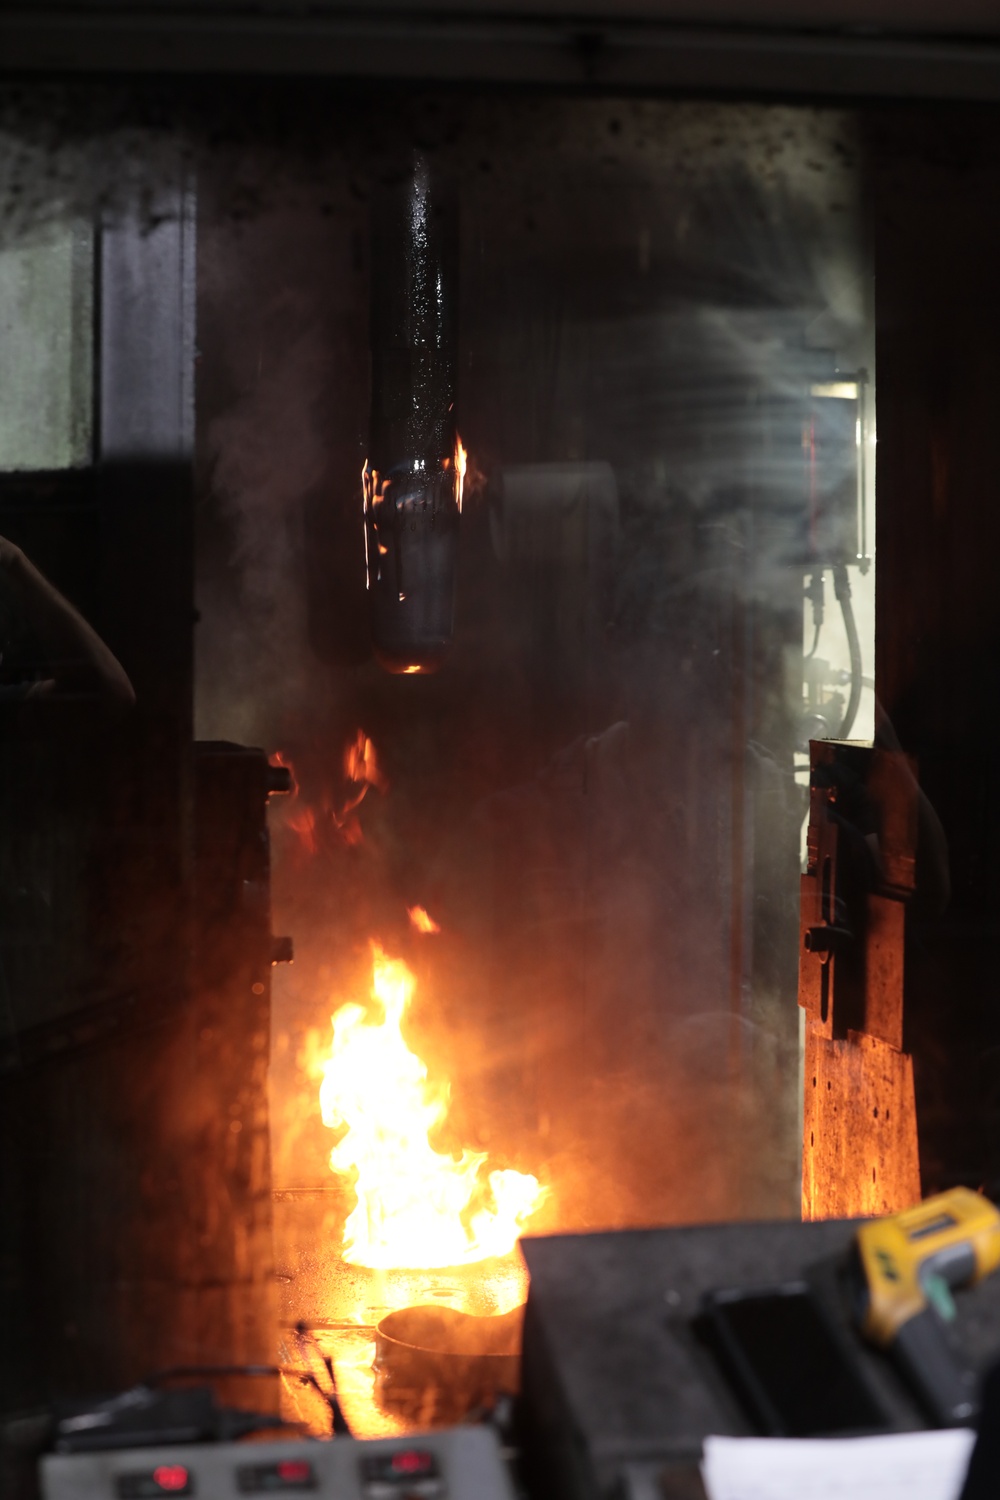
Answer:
855 1186 1000 1425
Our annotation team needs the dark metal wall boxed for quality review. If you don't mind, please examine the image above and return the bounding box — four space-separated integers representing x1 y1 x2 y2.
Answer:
0 179 279 1412
3 5 1000 100
872 104 1000 1196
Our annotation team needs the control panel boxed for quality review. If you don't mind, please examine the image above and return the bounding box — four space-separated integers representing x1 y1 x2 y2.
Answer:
40 1426 516 1500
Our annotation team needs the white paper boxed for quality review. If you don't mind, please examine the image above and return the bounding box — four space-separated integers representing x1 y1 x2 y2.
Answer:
701 1429 976 1500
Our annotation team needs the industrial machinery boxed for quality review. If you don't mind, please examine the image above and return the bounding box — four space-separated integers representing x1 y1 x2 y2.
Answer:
41 1428 515 1500
5 6 1000 1492
364 155 461 675
519 1212 1000 1500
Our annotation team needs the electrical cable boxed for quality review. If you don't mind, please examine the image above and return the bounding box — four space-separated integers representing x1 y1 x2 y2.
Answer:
832 563 863 738
804 620 821 661
804 569 824 660
145 1357 351 1439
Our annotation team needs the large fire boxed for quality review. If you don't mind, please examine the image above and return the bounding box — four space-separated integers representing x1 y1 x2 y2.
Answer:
317 943 545 1270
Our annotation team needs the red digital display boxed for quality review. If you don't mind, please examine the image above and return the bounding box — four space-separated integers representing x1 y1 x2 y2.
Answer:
391 1451 433 1476
236 1457 317 1492
116 1465 193 1499
152 1469 190 1494
360 1447 439 1487
276 1461 313 1483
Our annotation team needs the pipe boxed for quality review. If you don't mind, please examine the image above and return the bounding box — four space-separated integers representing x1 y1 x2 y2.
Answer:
832 563 863 738
365 154 460 675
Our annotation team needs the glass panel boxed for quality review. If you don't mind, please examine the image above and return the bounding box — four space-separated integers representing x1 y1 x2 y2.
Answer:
191 99 874 1429
0 84 888 1433
800 380 876 750
0 215 92 470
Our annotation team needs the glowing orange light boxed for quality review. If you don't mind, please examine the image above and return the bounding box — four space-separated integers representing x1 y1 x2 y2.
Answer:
455 436 468 514
317 944 546 1269
362 462 371 590
269 750 299 798
287 806 317 857
344 730 386 795
341 818 365 848
277 732 390 858
407 905 441 935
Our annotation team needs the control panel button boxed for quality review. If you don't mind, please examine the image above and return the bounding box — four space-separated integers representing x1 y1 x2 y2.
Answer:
361 1451 439 1484
116 1466 193 1498
360 1450 444 1500
237 1458 317 1492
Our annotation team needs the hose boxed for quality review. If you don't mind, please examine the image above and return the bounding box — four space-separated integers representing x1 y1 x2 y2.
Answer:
832 562 863 738
804 620 821 661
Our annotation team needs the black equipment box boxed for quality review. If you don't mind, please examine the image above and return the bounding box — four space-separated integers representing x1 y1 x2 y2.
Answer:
520 1218 1000 1500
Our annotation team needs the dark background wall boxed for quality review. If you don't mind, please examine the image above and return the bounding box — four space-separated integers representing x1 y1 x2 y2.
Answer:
0 170 280 1412
873 105 1000 1195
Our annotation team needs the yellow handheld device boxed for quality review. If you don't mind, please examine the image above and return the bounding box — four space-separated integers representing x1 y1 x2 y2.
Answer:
855 1186 1000 1425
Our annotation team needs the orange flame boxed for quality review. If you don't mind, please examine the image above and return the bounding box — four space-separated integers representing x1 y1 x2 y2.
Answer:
336 730 387 833
407 905 441 935
362 462 370 590
363 463 394 589
344 730 385 794
279 732 387 858
340 817 365 849
318 944 545 1269
269 750 299 798
455 436 468 514
287 805 317 857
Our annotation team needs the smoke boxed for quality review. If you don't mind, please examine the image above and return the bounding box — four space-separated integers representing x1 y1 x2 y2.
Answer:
187 96 872 1285
194 179 367 750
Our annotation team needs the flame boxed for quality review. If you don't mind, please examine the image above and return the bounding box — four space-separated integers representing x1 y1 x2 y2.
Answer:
455 436 467 514
363 463 393 588
287 805 317 857
270 750 299 798
407 905 441 935
366 445 467 531
362 462 371 590
344 730 386 796
278 732 387 859
341 818 365 848
331 728 386 844
318 944 545 1269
